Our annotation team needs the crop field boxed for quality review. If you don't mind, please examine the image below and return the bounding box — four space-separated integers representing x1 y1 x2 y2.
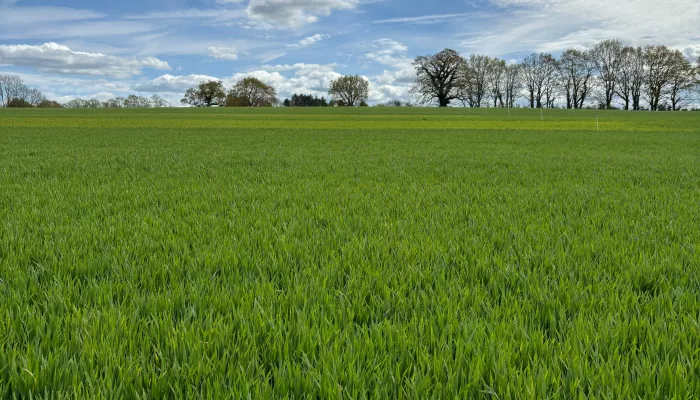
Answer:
1 107 699 398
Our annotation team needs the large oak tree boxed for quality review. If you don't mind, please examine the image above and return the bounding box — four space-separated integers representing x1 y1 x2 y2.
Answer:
411 49 466 107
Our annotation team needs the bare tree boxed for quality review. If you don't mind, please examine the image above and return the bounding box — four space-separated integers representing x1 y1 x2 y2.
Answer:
487 58 507 107
459 54 491 107
86 98 102 108
328 75 369 107
502 64 521 108
227 77 278 107
591 39 623 109
150 94 169 108
26 88 46 106
521 53 558 108
411 49 467 107
615 46 645 110
0 74 26 107
559 49 595 109
644 45 678 111
667 52 696 110
103 97 126 108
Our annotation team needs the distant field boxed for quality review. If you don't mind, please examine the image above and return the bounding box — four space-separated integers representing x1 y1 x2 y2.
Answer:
1 108 699 398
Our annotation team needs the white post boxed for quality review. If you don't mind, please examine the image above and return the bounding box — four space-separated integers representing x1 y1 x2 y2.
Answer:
596 115 599 131
540 108 543 121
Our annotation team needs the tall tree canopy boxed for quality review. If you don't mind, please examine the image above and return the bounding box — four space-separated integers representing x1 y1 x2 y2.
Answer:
591 39 624 109
328 75 369 107
227 77 278 107
558 49 595 109
181 80 226 107
411 49 466 107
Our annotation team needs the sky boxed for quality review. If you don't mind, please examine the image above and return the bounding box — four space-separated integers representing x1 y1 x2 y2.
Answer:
0 0 698 105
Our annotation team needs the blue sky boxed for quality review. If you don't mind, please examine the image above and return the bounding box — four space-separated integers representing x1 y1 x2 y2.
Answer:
1 0 698 105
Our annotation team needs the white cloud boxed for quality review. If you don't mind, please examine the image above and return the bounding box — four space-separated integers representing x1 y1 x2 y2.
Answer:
246 0 358 28
0 6 105 24
288 34 329 48
125 8 245 21
460 0 700 55
362 39 415 103
0 43 170 78
1 21 157 40
364 38 411 67
679 45 700 60
133 74 219 93
259 51 287 63
238 63 342 96
208 46 238 60
374 12 471 24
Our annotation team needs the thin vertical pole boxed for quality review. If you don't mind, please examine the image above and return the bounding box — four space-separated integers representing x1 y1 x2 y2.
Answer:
596 115 599 131
540 108 543 121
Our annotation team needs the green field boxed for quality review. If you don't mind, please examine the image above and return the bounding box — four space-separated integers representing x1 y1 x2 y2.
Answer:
1 108 699 398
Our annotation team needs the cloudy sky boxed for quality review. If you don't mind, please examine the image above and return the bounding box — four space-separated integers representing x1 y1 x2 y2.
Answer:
1 0 698 105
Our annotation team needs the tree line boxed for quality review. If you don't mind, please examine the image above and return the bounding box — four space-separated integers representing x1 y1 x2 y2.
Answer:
182 75 370 107
0 74 61 108
412 40 700 110
4 38 698 110
63 94 170 109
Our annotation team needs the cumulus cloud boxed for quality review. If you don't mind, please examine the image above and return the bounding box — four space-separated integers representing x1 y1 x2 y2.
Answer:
361 39 416 103
208 46 238 60
133 74 219 93
234 63 342 96
0 42 170 78
365 38 411 67
679 45 700 60
246 0 358 28
288 34 329 48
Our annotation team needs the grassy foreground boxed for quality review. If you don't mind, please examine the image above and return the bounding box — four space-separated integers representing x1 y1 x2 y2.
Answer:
1 108 699 398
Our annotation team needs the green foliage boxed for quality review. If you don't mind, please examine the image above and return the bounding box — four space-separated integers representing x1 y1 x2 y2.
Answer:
328 75 369 107
6 98 33 108
226 77 277 107
36 100 63 108
181 80 226 107
0 107 699 398
284 93 329 107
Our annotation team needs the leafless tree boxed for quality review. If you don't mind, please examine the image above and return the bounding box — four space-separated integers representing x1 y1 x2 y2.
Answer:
559 49 595 109
644 45 679 111
103 97 125 108
615 46 645 110
26 88 46 106
521 53 558 108
150 94 169 108
667 52 697 110
411 49 467 107
502 64 521 109
487 58 507 107
459 54 492 107
0 74 26 107
591 39 624 109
